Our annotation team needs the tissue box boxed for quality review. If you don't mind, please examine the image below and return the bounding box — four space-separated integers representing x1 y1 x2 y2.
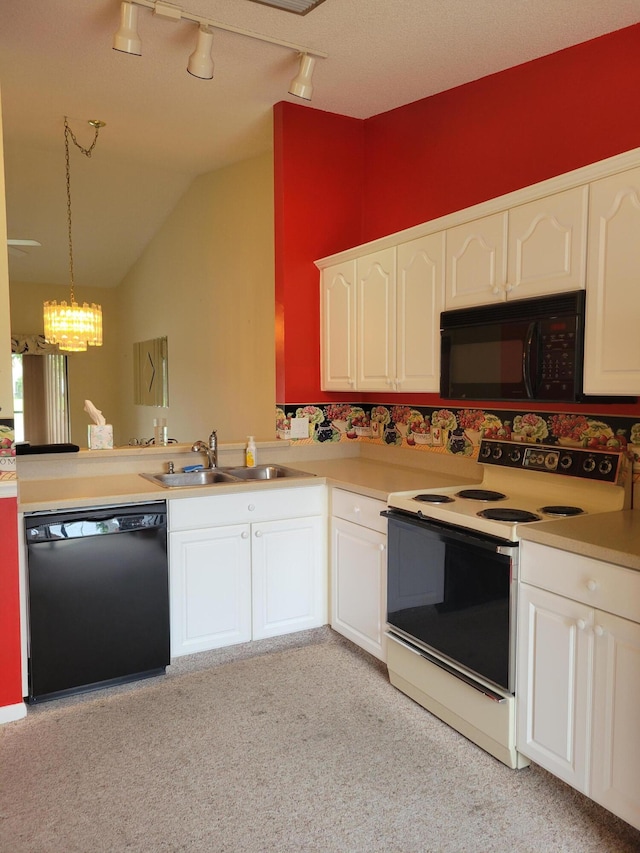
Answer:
88 424 113 450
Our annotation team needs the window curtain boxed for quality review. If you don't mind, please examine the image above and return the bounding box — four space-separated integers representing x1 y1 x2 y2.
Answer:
45 355 69 443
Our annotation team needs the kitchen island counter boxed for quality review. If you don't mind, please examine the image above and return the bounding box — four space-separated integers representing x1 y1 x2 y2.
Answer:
519 509 640 572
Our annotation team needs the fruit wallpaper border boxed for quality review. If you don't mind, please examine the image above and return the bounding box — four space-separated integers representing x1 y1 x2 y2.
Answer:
275 403 640 471
0 419 16 480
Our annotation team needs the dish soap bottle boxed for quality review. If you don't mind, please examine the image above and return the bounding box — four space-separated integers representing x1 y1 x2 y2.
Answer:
245 436 257 468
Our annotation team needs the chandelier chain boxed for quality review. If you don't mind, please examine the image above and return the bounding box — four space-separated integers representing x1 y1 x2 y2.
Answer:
64 116 102 302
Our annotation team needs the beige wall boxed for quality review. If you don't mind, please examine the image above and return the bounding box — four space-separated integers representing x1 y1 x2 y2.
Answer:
9 281 120 445
114 151 275 446
7 150 275 447
0 89 13 414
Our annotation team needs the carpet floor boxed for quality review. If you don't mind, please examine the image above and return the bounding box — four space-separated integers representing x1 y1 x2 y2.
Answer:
1 628 639 853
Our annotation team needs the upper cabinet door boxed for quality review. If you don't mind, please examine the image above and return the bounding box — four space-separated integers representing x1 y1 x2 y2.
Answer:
445 188 587 310
320 260 357 392
445 212 508 309
507 186 588 299
356 248 397 392
584 167 640 396
396 233 444 392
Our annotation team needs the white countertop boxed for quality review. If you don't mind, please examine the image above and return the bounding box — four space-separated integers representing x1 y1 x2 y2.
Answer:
17 452 477 513
519 510 640 571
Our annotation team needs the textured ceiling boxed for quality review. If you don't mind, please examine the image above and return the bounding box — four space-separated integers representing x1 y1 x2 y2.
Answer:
1 0 639 289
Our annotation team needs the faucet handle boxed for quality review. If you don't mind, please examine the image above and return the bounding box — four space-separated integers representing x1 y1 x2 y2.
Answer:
167 461 175 474
209 429 217 448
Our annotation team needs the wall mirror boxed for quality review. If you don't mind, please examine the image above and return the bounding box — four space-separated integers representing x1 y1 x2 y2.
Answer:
133 336 169 407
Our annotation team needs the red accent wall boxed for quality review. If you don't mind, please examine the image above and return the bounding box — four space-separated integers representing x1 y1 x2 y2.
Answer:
275 23 640 413
274 103 365 403
362 23 640 241
0 498 23 707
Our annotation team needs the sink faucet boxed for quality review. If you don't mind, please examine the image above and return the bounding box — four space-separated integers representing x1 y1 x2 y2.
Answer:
191 429 218 469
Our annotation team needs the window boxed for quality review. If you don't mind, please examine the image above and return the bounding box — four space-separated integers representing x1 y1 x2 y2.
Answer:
11 353 70 444
11 354 23 442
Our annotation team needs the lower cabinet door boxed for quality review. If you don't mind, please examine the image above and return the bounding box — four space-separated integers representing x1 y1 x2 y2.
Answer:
331 517 387 661
591 610 640 830
169 524 252 657
251 515 326 640
516 583 593 792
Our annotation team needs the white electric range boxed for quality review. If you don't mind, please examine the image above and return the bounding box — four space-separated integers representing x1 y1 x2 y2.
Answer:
383 439 630 768
388 438 629 541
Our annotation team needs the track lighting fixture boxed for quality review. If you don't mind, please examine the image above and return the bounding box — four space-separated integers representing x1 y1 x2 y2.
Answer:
187 24 214 80
113 1 142 55
112 0 327 98
288 53 315 101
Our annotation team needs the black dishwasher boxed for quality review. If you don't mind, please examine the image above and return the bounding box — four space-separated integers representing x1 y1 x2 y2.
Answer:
25 501 169 702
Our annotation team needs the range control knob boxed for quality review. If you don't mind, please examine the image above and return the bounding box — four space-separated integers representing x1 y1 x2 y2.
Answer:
559 454 573 470
492 446 503 460
480 444 492 459
509 448 522 463
598 458 613 475
583 457 596 473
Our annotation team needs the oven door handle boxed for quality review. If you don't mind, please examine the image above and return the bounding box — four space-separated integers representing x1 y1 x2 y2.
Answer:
381 509 519 558
387 632 507 702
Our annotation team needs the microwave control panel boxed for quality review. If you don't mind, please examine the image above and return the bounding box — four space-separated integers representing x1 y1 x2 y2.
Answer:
539 316 578 398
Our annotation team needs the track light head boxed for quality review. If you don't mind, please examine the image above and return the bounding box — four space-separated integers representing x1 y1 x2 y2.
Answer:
187 24 215 80
111 3 327 94
288 53 315 101
113 1 142 55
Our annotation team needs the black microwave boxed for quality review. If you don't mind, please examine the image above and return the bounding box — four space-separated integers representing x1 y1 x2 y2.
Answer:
440 291 586 402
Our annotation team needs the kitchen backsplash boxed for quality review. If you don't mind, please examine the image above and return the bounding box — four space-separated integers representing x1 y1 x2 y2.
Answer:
276 402 640 485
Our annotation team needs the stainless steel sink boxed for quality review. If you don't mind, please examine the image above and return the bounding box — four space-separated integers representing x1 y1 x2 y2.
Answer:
140 470 240 488
223 464 314 480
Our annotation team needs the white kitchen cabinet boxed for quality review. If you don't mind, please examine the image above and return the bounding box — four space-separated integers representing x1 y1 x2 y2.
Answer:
252 514 325 640
445 187 587 309
395 234 444 392
590 609 640 827
330 489 387 661
321 235 444 394
517 582 592 791
517 541 640 830
584 166 640 395
356 248 397 392
320 260 357 391
169 486 327 657
169 524 252 656
445 211 507 309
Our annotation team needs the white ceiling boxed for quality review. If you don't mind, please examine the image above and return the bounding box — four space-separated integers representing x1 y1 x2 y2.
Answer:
1 0 639 289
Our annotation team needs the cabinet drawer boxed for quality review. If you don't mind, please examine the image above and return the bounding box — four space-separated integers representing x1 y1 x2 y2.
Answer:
331 488 387 534
169 484 325 531
521 541 640 624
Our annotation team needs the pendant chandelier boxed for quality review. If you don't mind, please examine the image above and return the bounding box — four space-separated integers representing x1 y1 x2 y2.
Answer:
43 117 105 353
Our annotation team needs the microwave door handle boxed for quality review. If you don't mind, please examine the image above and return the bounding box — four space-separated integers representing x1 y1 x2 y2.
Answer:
523 322 536 398
523 321 536 399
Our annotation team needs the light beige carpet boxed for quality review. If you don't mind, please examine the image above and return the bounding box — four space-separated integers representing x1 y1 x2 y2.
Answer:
1 629 639 853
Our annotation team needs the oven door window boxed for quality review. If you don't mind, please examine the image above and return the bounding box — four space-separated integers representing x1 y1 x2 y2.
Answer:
386 513 514 692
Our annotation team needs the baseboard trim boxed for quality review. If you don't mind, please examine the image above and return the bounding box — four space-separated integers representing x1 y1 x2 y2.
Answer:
0 701 27 724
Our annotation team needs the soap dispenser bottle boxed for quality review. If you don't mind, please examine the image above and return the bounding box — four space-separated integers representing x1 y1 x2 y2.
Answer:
246 436 257 468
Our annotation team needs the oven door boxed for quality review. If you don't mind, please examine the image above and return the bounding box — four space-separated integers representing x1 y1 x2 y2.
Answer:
383 510 518 693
